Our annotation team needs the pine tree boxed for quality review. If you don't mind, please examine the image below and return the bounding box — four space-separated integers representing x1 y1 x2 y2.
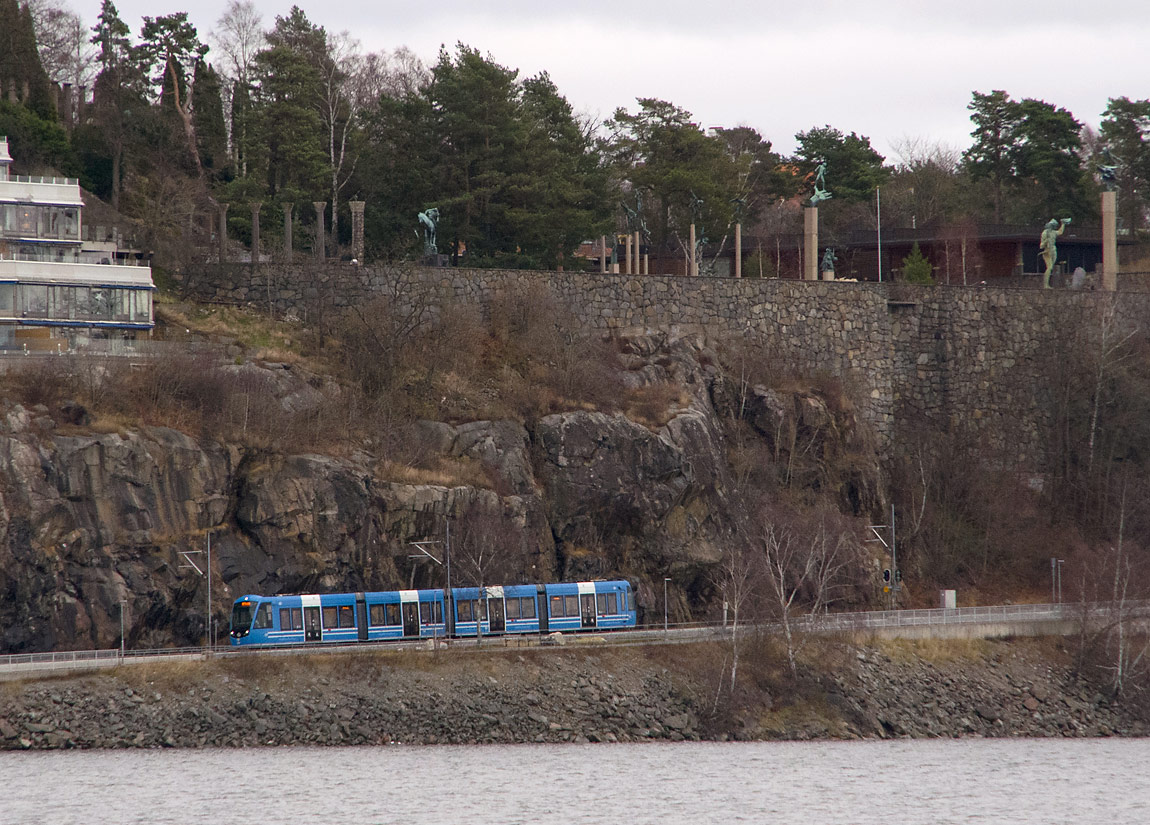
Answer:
902 242 934 284
0 0 56 120
192 59 229 179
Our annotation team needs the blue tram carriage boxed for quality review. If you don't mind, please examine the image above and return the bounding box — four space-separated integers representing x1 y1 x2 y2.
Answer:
229 580 636 647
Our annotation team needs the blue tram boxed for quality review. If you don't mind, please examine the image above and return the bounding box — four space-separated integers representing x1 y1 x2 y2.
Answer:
229 580 636 646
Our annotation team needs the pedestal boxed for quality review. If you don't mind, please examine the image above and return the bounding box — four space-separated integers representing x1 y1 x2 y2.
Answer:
689 224 698 277
349 200 365 261
734 223 742 278
282 203 293 259
1102 190 1118 291
804 208 818 281
313 201 326 261
250 202 261 267
218 203 229 263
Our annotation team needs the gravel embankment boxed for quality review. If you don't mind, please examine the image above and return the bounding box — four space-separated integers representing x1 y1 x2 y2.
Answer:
1 639 1146 749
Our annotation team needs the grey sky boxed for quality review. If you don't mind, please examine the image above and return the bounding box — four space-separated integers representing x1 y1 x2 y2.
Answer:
74 0 1150 161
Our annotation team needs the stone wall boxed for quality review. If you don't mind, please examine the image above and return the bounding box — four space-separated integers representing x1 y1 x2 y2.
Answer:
187 264 1150 463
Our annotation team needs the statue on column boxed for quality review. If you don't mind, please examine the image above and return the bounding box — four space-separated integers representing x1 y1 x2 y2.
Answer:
418 207 440 256
809 160 832 206
820 247 837 277
1039 217 1071 289
1098 149 1121 192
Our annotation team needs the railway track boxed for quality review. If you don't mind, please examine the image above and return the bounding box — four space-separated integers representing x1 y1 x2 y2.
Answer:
2 600 1143 681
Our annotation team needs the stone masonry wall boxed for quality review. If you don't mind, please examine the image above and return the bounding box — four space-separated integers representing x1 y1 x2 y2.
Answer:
188 264 1150 464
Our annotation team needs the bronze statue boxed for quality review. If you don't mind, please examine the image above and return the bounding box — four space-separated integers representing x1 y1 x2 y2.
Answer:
1039 217 1071 288
418 207 440 256
820 247 837 276
810 160 832 206
1098 150 1121 192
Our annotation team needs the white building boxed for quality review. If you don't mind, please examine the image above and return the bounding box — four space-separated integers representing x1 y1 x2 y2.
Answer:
0 136 154 351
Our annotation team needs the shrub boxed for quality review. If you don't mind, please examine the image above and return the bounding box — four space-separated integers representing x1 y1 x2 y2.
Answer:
901 242 934 284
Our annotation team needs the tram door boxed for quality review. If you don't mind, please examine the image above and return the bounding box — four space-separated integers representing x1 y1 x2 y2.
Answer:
488 598 505 634
304 607 322 642
402 602 420 638
580 594 597 629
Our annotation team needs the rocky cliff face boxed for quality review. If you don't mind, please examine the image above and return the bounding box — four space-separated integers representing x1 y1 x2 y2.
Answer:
0 334 884 653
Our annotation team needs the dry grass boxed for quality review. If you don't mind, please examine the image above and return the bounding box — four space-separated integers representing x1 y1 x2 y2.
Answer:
375 457 492 489
875 637 990 664
623 382 691 429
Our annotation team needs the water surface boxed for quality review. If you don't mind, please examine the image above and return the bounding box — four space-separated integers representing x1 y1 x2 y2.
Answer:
4 739 1147 824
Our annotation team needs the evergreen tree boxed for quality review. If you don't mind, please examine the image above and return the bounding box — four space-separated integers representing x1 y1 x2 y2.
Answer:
793 125 888 203
427 44 524 262
1098 97 1150 233
608 98 738 253
0 0 56 120
192 59 229 179
250 6 327 203
901 241 934 284
963 90 1018 223
90 0 147 209
139 13 208 177
963 90 1091 224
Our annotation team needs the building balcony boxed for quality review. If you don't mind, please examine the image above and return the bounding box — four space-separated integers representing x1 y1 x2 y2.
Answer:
0 177 84 207
0 258 154 288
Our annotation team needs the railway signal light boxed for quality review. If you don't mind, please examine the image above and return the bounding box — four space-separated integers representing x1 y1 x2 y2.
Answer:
882 569 891 583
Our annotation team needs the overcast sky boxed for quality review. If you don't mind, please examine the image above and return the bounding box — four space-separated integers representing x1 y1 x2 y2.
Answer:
72 0 1150 162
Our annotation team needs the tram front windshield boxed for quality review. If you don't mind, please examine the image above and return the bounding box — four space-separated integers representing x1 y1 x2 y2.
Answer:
231 601 253 637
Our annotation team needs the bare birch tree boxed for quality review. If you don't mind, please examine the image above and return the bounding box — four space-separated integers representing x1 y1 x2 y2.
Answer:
759 507 863 676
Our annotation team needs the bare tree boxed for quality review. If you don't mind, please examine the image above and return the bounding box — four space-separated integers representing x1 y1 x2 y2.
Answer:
209 0 265 175
711 534 760 703
27 0 96 88
318 32 363 255
758 505 863 676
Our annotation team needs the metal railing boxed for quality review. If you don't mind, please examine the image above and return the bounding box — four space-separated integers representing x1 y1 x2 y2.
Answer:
4 174 79 186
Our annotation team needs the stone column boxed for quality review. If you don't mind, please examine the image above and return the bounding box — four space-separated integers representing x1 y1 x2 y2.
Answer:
250 202 261 267
349 200 365 261
634 232 641 275
600 235 607 273
735 223 742 278
643 253 649 275
313 201 326 261
1102 190 1118 291
282 203 293 259
804 207 818 281
217 203 229 263
624 234 632 275
689 224 698 277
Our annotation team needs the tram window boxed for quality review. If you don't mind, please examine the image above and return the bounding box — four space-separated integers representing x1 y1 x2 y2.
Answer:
369 604 385 627
627 591 634 611
420 602 431 624
506 599 520 620
292 608 302 629
385 604 401 626
479 599 488 620
597 594 608 615
459 600 474 622
433 602 443 623
550 595 564 617
607 593 618 614
521 597 536 619
279 608 292 629
338 605 355 628
322 606 338 629
564 595 578 617
254 603 273 629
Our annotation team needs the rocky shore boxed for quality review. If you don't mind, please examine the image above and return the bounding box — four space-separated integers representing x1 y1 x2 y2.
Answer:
1 637 1146 750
